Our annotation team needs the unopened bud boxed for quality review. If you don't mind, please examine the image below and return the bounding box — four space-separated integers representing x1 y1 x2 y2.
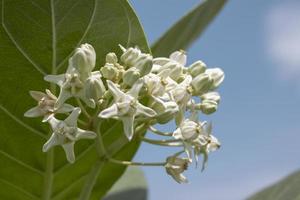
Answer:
155 101 179 124
191 74 213 96
120 47 141 67
71 43 96 79
206 68 224 89
85 73 106 102
123 67 140 86
135 54 153 76
106 52 118 64
200 99 218 115
100 63 118 80
188 61 206 77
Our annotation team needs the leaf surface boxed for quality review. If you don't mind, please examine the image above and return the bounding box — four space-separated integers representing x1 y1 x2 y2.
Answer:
0 0 149 199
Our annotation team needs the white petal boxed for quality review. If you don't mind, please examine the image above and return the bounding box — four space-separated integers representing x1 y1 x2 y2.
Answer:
42 113 54 122
48 117 60 130
99 104 118 118
42 133 59 152
136 103 156 117
56 104 74 113
29 91 45 101
24 107 42 118
158 69 171 79
107 80 126 101
172 128 182 139
80 95 96 108
62 142 75 163
179 75 192 87
121 115 135 140
44 74 65 86
76 128 97 140
170 51 187 66
128 79 144 99
65 108 81 126
55 90 71 109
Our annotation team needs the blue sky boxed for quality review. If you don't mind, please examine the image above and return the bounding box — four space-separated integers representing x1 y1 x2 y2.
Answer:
130 0 300 200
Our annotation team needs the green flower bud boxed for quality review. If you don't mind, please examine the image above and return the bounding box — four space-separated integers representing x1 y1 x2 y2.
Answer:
106 52 118 64
200 92 220 114
85 73 106 102
70 43 96 79
188 60 206 77
134 54 153 76
201 99 218 114
120 47 141 67
123 67 140 86
100 63 118 80
160 62 182 81
191 74 213 96
206 68 224 89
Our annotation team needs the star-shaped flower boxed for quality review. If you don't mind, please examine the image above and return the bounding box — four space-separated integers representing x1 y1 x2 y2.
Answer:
24 89 74 122
98 80 156 140
44 68 95 109
43 107 97 163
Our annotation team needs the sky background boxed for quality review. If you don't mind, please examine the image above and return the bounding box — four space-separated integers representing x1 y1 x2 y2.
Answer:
129 0 300 200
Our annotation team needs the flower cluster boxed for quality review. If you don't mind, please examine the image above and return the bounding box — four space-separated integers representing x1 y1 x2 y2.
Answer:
25 43 224 183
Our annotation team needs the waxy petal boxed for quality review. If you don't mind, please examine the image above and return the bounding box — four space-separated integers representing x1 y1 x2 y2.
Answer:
76 128 97 140
65 108 81 127
128 79 144 99
62 142 75 163
44 74 65 87
29 91 45 101
99 104 119 118
136 103 156 117
42 133 59 152
170 51 187 66
121 115 135 140
24 107 43 118
107 80 126 101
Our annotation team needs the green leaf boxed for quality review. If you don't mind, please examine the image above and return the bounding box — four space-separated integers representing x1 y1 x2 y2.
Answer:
151 0 227 57
103 167 147 200
247 170 300 200
0 0 149 200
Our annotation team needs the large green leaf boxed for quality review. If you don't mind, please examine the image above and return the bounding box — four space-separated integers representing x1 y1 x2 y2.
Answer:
0 0 149 200
247 170 300 200
151 0 227 57
103 167 147 200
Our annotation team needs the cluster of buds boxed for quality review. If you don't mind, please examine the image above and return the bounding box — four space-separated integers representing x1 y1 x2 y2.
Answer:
25 43 224 183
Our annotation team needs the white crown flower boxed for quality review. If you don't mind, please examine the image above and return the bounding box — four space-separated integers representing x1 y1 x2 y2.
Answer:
99 80 156 140
24 89 74 122
43 108 97 163
25 43 224 183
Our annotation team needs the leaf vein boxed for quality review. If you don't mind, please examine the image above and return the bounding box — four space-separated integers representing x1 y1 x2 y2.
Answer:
0 104 47 139
0 149 44 175
1 0 47 75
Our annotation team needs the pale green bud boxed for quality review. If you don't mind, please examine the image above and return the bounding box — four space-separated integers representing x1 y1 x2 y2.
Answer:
100 63 118 80
123 67 140 86
206 68 224 89
200 92 220 114
85 73 106 102
188 61 206 77
106 52 118 64
191 74 213 96
120 47 141 67
160 62 182 81
134 54 153 76
200 99 218 114
71 43 96 79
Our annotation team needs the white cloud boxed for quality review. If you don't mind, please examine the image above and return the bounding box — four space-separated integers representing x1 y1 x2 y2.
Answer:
265 2 300 79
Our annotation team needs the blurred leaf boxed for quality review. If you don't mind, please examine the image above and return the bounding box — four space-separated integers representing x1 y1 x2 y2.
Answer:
151 0 227 57
103 167 147 200
247 170 300 200
0 0 149 199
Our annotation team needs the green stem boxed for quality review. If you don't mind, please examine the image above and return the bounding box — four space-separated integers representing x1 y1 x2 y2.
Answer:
149 126 173 136
140 136 183 147
109 158 166 166
76 98 91 118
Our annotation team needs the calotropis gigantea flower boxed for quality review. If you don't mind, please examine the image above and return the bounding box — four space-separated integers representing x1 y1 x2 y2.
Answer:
99 80 156 140
173 119 202 141
165 155 190 184
154 50 186 81
194 122 221 171
44 67 95 109
43 108 97 163
24 89 74 122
